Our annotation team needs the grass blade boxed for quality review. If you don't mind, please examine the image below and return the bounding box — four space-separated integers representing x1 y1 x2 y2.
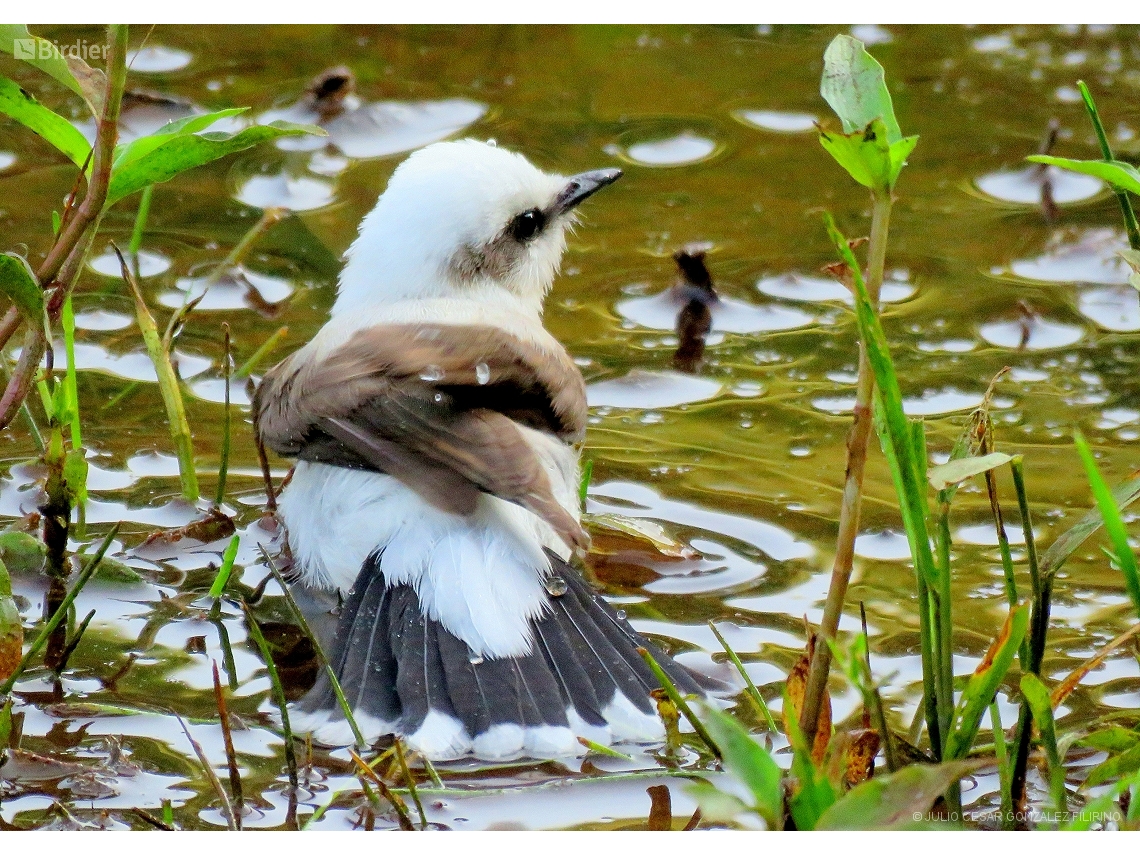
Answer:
241 601 299 802
112 242 198 502
636 647 721 759
176 711 236 830
707 621 777 732
1020 673 1067 814
1073 430 1140 618
258 544 367 750
944 604 1028 760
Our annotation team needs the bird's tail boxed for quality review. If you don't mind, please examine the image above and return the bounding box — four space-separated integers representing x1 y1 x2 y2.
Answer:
291 550 711 761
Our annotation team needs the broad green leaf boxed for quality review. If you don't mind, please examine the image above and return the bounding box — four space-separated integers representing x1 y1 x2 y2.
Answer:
927 452 1014 491
815 760 979 830
1027 155 1140 196
944 605 1028 760
1073 430 1140 618
1084 742 1140 790
821 34 902 144
111 107 251 170
0 25 105 115
700 705 783 827
1021 673 1067 812
106 120 325 207
889 136 919 180
0 76 91 167
819 119 891 189
0 253 44 322
1079 726 1140 754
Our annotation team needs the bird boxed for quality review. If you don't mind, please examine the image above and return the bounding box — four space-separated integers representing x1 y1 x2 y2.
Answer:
254 138 706 762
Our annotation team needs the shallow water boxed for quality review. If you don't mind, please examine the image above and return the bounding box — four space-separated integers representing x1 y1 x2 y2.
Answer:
2 24 1140 829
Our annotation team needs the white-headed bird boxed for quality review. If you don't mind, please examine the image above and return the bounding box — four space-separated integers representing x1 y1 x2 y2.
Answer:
254 139 705 761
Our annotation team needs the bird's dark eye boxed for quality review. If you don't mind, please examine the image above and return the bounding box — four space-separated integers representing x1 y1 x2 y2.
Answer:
510 208 546 242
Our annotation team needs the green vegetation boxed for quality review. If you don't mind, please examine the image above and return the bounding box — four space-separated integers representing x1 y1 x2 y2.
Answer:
0 24 1138 831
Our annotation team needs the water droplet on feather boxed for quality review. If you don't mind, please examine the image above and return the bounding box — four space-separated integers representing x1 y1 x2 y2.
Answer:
545 576 568 597
475 362 491 385
420 364 445 381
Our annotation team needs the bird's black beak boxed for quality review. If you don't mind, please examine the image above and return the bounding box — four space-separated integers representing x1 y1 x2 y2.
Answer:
552 168 623 216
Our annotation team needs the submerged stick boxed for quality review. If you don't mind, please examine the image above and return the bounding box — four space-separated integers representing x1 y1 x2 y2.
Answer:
212 660 244 829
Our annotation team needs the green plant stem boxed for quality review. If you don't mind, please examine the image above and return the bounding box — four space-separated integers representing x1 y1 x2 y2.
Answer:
129 185 153 257
637 647 721 760
0 522 118 695
1078 80 1140 251
990 700 1015 830
707 620 778 732
203 207 286 289
0 26 127 431
235 325 288 379
215 324 231 508
800 188 891 748
1008 457 1050 814
241 601 299 799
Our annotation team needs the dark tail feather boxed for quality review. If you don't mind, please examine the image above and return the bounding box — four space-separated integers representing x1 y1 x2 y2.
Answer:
291 549 713 759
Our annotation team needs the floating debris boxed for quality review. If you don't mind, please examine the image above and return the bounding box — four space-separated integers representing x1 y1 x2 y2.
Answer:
671 245 719 373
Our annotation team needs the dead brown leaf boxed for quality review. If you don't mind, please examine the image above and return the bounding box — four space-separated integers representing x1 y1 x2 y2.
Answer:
784 633 832 765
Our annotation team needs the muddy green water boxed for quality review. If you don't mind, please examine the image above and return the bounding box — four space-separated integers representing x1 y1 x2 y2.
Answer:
1 24 1139 829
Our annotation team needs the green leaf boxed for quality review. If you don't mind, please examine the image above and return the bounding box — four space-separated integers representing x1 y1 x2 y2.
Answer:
111 108 250 171
106 120 325 207
1066 765 1140 829
0 25 105 115
944 605 1029 760
1073 430 1140 619
699 705 783 827
815 760 979 830
1084 742 1140 790
1020 673 1067 812
1027 155 1139 195
1080 726 1140 754
208 535 240 599
1119 249 1140 292
0 76 91 168
0 253 44 323
821 34 902 144
927 452 1014 492
819 119 891 189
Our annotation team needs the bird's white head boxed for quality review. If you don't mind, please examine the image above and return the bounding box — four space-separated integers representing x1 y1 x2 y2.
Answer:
332 139 622 317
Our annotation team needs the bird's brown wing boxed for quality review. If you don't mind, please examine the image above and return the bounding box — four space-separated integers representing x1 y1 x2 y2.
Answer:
254 322 589 551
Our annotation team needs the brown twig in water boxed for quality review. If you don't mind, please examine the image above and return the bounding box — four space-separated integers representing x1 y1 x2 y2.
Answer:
212 660 244 829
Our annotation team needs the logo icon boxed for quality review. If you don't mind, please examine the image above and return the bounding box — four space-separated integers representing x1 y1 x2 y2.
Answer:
13 39 36 60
